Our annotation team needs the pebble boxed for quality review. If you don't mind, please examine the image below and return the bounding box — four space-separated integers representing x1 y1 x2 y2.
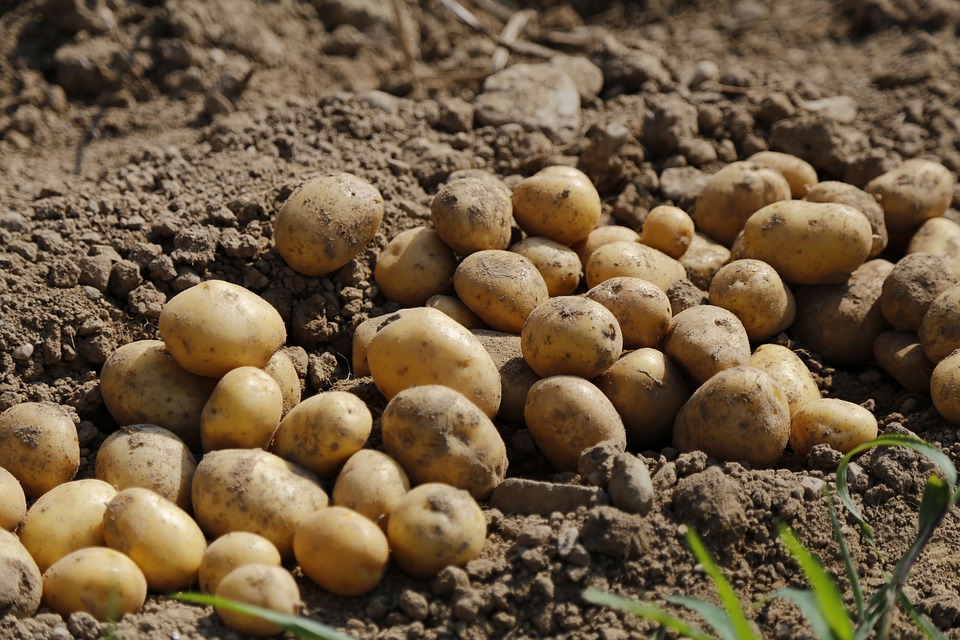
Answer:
474 64 581 143
607 454 655 515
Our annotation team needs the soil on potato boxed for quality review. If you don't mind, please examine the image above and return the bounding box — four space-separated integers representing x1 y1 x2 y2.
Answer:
3 0 960 638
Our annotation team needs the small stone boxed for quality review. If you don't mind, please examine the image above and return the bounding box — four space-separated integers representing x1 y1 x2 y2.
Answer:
800 96 858 124
659 166 708 203
799 476 825 500
398 590 430 622
12 343 34 361
607 454 654 515
475 63 581 143
689 60 720 88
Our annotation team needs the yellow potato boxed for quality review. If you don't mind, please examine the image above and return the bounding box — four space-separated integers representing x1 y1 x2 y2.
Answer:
199 532 282 595
585 277 672 350
572 225 641 267
679 233 731 291
789 398 878 456
907 217 960 279
805 180 888 258
262 349 302 418
873 331 935 394
294 506 390 596
879 254 956 331
641 205 695 259
472 329 541 424
585 241 687 292
865 159 955 232
661 305 751 386
159 279 286 378
920 284 960 363
0 466 26 531
430 177 513 255
0 529 41 618
42 547 147 622
932 350 960 424
271 391 372 479
453 249 549 334
512 171 602 244
202 367 284 452
749 344 821 416
509 237 582 296
747 151 818 198
332 449 411 526
425 294 487 330
214 564 302 637
694 161 792 246
274 172 384 276
708 259 795 342
352 309 419 377
374 226 458 307
521 296 623 379
0 402 78 498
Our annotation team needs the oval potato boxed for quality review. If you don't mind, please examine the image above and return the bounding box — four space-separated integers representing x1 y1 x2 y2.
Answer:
907 217 960 279
202 367 284 452
425 294 487 330
789 398 878 456
431 177 513 255
511 171 602 244
453 250 549 334
521 296 623 379
879 253 956 331
262 349 302 418
805 180 888 258
332 449 411 525
708 259 795 342
641 205 695 259
931 349 960 424
694 161 792 246
509 237 582 297
42 547 147 622
749 344 820 416
747 151 818 198
585 277 672 350
919 284 960 363
661 305 751 387
0 402 78 499
214 564 302 637
374 227 458 307
586 241 687 292
0 529 41 618
572 225 641 267
0 467 26 532
865 159 955 232
199 532 282 595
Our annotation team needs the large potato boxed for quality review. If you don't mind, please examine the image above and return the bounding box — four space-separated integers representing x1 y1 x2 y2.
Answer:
873 331 935 394
742 200 873 285
374 227 458 307
511 171 602 244
641 205 695 259
42 547 147 622
919 284 960 363
382 385 507 499
907 217 960 279
789 398 878 456
805 180 888 258
202 366 284 452
679 233 731 291
585 277 672 350
100 340 217 451
661 305 751 387
509 237 582 297
332 449 411 525
199 532 282 595
747 151 818 198
0 467 26 531
673 366 791 468
431 177 513 255
521 297 622 379
159 280 286 378
367 307 502 418
274 172 384 276
693 161 792 246
708 259 795 342
0 529 41 618
0 402 78 499
879 254 956 331
192 448 329 560
524 376 626 472
572 225 641 266
586 241 687 292
749 344 820 416
472 330 541 424
931 350 960 424
214 564 301 637
454 249 549 334
865 159 955 232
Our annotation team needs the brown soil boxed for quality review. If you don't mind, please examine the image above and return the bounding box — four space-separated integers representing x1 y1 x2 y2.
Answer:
3 0 960 638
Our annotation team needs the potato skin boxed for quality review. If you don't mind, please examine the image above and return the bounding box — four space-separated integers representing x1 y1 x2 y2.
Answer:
586 241 687 292
202 367 284 452
521 296 623 379
199 532 282 595
454 250 549 334
879 254 956 331
262 349 302 418
805 180 888 258
919 284 960 363
0 402 79 498
873 331 935 394
708 259 795 342
431 177 513 255
511 172 602 244
374 227 458 307
661 305 751 387
694 161 791 246
332 449 411 525
0 529 42 618
0 467 26 532
585 277 672 350
931 350 960 424
747 151 818 198
789 398 878 456
42 547 147 622
641 205 695 259
907 217 960 279
572 225 641 267
425 294 487 330
509 237 582 297
214 564 302 637
749 344 820 416
865 159 955 232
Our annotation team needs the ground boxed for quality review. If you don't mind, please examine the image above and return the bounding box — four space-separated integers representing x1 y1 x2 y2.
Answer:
2 0 960 638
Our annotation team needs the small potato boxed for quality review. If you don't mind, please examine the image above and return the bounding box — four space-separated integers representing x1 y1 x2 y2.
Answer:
0 529 41 618
572 225 641 266
214 564 302 637
873 331 935 394
100 340 218 451
586 241 687 292
387 483 486 579
199 532 282 595
521 297 622 379
595 348 690 449
0 467 26 531
0 402 78 499
271 391 372 479
42 547 147 622
509 237 582 296
920 284 960 363
454 250 549 334
524 376 627 472
708 259 795 342
880 254 956 331
425 294 487 330
294 506 390 597
374 227 458 307
907 217 960 279
18 479 117 573
352 309 419 377
95 424 197 512
431 177 513 255
103 488 207 592
641 205 695 259
865 159 955 232
673 366 791 468
694 161 792 246
332 449 411 525
262 349 302 418
742 200 873 285
586 277 672 349
661 305 751 387
749 344 820 416
382 386 507 499
748 151 818 198
274 172 384 276
367 307 502 418
805 180 888 258
679 233 731 291
789 398 878 456
932 350 960 424
511 171 602 244
202 367 283 452
472 330 541 424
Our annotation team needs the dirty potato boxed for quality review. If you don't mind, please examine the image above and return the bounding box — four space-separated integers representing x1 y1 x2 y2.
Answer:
679 233 732 291
332 449 411 525
789 398 878 456
0 529 42 618
931 349 960 424
873 331 935 394
472 329 541 424
511 170 602 245
907 217 960 279
640 205 695 259
749 344 821 416
747 151 818 198
42 547 147 622
805 180 888 258
214 564 302 637
0 402 79 499
425 294 487 330
430 177 513 255
585 241 687 292
453 250 549 334
661 305 751 386
865 159 955 232
509 237 582 296
262 349 302 418
199 532 282 595
920 284 960 363
521 296 623 379
708 259 795 342
374 227 458 307
693 161 792 246
585 277 672 350
879 253 956 331
201 366 284 452
0 467 26 532
572 225 641 267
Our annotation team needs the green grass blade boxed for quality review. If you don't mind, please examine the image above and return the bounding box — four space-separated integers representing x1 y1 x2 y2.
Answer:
172 592 356 640
825 487 865 621
898 591 949 640
667 595 738 640
770 587 838 640
582 589 713 640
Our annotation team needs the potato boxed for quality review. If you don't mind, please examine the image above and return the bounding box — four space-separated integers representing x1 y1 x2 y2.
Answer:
873 331 935 394
747 151 818 198
453 249 549 334
95 424 197 512
202 367 283 452
920 284 960 363
865 159 955 232
0 529 41 618
367 307 502 418
425 294 487 330
332 449 411 525
274 172 384 276
214 564 302 637
294 506 390 596
749 344 820 416
509 237 582 296
537 164 594 183
524 376 626 471
673 366 791 468
42 547 147 622
387 483 486 579
511 171 602 244
708 259 795 342
103 488 207 591
262 349 302 418
100 340 218 451
583 278 669 350
585 241 687 292
521 296 622 379
880 254 956 331
18 479 117 573
0 467 26 532
693 161 792 246
595 348 690 449
382 385 507 499
572 225 641 266
159 280 286 378
789 398 878 456
192 448 329 560
352 309 420 377
679 233 731 291
931 350 960 424
374 227 458 307
472 330 541 424
907 217 960 279
0 402 78 498
199 532 282 595
271 391 372 479
430 177 513 255
661 305 751 387
742 200 873 285
805 180 888 258
641 205 695 259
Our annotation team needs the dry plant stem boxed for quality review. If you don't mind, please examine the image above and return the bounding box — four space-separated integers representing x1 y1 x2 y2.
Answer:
491 10 534 72
391 0 418 86
471 0 514 22
438 0 558 60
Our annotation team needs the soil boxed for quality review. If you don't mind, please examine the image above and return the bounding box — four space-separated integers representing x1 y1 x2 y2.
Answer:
2 0 960 638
